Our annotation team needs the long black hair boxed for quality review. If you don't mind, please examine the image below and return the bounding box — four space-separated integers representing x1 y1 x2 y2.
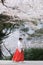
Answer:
19 38 23 41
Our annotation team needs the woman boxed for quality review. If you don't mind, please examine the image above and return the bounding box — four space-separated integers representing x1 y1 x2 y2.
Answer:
12 38 24 62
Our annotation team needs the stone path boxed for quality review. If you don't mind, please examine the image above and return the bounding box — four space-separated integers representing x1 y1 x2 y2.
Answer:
0 61 43 65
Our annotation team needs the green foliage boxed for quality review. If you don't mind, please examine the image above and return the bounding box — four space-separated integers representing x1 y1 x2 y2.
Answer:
2 55 13 60
24 48 43 60
0 14 10 22
0 22 12 41
2 48 43 60
21 28 29 32
30 28 43 37
32 20 37 25
35 28 43 34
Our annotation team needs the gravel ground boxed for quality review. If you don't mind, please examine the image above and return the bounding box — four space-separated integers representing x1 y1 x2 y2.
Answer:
0 61 43 65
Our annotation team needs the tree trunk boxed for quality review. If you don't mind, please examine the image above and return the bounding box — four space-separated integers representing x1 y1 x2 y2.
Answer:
0 44 2 59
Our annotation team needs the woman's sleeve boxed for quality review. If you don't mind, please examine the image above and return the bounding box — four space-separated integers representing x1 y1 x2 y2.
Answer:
23 41 27 50
17 41 23 52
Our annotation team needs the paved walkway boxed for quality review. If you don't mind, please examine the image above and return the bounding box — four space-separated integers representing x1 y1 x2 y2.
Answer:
0 61 43 65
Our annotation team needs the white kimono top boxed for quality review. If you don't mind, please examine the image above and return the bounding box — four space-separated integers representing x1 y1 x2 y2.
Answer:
17 41 26 52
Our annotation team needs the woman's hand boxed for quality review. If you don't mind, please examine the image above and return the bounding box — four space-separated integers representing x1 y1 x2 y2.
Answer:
21 48 23 52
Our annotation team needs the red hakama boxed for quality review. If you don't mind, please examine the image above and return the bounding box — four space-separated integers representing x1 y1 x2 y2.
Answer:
12 49 24 62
